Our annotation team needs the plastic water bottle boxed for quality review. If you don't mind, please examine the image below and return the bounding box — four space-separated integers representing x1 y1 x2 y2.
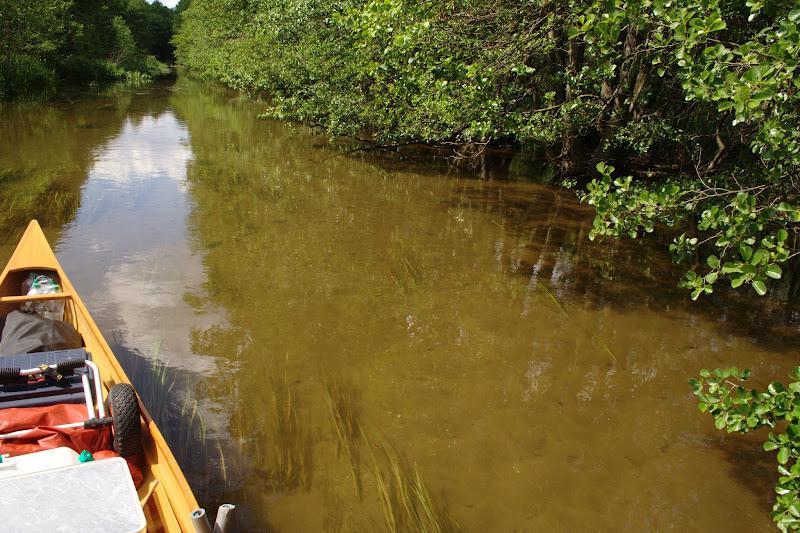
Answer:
21 273 65 321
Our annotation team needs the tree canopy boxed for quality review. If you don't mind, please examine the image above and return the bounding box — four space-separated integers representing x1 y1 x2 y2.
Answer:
0 0 175 98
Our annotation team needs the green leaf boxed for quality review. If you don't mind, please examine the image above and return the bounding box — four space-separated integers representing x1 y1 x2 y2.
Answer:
768 382 785 394
717 100 733 112
722 262 742 274
764 440 779 451
752 280 767 295
778 446 790 464
739 245 753 262
766 264 782 279
706 255 720 269
751 249 769 265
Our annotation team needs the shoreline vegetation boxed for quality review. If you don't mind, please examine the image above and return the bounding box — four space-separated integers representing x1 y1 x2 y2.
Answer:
0 0 176 99
172 0 800 301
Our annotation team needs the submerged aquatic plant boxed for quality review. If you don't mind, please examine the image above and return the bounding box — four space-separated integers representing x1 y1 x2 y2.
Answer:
266 370 313 491
124 343 235 503
324 378 363 500
362 431 460 533
320 373 460 531
535 279 620 368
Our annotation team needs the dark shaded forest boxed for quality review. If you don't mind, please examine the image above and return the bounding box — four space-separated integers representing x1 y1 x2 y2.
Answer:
0 0 175 98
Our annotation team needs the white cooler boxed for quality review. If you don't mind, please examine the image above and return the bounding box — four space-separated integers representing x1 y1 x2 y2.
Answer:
0 455 145 533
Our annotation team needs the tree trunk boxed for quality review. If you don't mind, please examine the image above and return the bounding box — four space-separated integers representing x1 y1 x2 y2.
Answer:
561 39 585 173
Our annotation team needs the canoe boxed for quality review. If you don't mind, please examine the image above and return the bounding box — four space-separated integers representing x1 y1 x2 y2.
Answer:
0 220 199 532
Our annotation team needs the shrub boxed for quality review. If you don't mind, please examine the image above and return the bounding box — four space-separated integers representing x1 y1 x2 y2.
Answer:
0 56 56 97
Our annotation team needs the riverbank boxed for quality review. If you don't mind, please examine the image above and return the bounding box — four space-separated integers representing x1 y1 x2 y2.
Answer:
175 0 800 310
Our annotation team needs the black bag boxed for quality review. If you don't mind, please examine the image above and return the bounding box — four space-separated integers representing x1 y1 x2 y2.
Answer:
0 310 83 356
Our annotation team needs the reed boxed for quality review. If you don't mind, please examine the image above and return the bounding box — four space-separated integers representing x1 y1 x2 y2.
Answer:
362 431 460 533
323 379 363 500
129 345 237 500
267 370 312 491
536 280 620 367
363 430 397 532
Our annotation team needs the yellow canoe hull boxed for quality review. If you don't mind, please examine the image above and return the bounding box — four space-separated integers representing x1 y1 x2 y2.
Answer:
0 220 199 532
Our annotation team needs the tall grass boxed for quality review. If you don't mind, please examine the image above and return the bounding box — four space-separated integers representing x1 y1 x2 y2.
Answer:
535 279 621 367
362 432 460 533
0 56 57 99
0 168 81 243
266 370 313 491
125 343 234 504
324 379 363 500
320 374 459 532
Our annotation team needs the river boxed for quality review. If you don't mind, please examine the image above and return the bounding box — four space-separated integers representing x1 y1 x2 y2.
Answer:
1 78 797 531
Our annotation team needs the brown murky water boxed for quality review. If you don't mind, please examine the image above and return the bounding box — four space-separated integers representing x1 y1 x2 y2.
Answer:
1 78 798 531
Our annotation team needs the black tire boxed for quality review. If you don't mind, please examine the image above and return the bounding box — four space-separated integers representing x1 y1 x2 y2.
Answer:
109 383 142 457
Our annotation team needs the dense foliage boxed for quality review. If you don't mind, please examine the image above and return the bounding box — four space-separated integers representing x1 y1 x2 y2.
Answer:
0 0 175 99
692 368 800 530
576 1 800 302
174 0 800 299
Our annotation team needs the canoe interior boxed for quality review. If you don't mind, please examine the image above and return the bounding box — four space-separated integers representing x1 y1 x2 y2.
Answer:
0 221 199 532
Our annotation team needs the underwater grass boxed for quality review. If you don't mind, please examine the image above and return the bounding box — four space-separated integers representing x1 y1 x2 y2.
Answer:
388 253 423 293
124 343 236 503
362 429 397 532
535 279 621 367
0 167 81 242
319 370 461 531
360 430 460 533
323 379 363 500
267 370 313 491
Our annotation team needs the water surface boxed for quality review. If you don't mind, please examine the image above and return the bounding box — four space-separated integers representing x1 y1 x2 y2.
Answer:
1 79 798 532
